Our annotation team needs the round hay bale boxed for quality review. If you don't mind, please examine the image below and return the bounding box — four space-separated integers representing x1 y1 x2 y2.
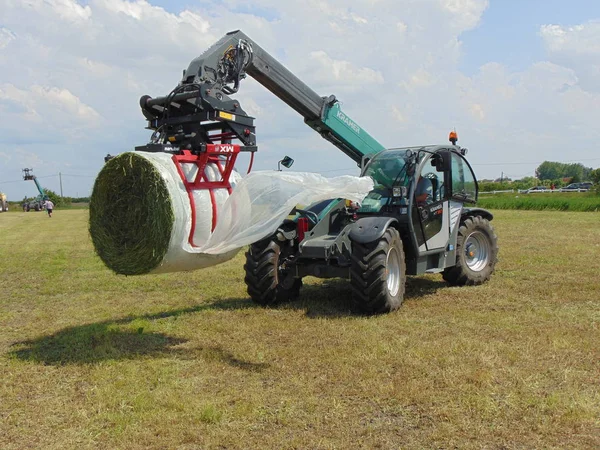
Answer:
89 152 174 275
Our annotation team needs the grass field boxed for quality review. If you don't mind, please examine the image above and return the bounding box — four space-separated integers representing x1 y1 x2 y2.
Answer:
1 209 599 449
478 192 600 211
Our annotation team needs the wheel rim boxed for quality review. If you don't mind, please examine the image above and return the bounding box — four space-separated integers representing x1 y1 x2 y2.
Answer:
464 231 490 272
386 247 401 297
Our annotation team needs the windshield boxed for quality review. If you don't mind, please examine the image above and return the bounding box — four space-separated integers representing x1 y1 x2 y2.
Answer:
359 149 413 214
362 149 412 188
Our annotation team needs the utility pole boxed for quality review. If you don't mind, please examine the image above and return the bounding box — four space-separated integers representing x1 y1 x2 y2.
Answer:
59 172 63 198
500 172 503 184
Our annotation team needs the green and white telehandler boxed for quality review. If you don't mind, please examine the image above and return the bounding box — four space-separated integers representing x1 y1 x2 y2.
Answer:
137 30 499 313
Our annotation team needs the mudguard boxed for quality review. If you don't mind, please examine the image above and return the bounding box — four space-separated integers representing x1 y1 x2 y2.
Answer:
348 216 398 244
462 207 494 221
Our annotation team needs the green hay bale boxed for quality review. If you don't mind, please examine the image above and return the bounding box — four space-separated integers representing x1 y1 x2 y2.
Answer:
89 153 174 275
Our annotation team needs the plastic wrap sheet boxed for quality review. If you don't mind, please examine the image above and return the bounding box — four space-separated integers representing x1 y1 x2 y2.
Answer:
201 171 374 254
135 152 240 274
135 152 373 273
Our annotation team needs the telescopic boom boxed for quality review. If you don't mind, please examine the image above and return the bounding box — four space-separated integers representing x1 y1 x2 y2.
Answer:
138 30 385 164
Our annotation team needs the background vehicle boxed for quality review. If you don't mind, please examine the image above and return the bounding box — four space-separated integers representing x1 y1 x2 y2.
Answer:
526 186 549 193
562 182 592 191
22 168 48 211
136 30 499 313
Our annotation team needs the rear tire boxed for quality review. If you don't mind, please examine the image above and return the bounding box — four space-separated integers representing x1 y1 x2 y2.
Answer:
350 228 406 314
443 215 498 286
244 239 302 306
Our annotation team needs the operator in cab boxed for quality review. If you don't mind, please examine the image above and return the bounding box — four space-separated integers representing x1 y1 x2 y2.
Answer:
415 175 433 205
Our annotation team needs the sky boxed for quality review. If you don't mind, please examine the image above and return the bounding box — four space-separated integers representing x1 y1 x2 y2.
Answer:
1 0 600 200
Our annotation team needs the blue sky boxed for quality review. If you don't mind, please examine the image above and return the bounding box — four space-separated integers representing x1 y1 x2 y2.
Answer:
460 0 600 74
1 0 600 200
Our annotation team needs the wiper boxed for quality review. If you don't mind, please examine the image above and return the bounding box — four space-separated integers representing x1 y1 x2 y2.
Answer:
453 192 476 204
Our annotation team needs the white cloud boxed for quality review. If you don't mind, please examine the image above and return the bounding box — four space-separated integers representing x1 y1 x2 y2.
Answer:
78 57 113 76
401 68 436 91
0 28 17 49
17 0 92 22
440 0 489 30
469 103 485 120
308 51 385 87
0 84 100 123
15 148 47 170
540 20 600 92
33 85 101 120
540 21 600 55
391 106 407 123
350 13 368 24
0 0 599 200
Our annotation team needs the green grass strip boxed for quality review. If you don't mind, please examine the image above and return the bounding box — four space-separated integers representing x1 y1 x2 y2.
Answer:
477 192 600 212
89 153 175 275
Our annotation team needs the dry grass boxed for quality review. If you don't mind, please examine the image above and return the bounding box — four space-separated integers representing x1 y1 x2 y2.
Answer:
0 209 599 449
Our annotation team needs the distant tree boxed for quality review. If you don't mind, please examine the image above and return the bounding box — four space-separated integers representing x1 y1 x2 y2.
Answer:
589 168 600 185
535 161 593 181
42 188 70 207
71 197 91 203
536 161 561 181
512 177 538 190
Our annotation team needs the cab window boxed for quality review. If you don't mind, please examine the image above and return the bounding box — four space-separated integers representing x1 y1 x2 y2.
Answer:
451 153 477 201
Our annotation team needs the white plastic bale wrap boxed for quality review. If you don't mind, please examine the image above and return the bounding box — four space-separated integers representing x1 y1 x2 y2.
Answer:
136 152 374 273
138 152 241 274
202 171 374 254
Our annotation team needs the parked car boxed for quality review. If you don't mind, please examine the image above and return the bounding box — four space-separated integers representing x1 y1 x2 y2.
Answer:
526 186 549 193
562 182 592 191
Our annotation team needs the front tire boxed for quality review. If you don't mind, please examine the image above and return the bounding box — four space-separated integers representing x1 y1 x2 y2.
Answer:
350 228 406 314
244 239 302 306
443 215 498 286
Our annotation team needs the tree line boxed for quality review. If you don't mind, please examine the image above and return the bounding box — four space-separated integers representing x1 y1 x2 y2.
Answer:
535 161 595 183
19 189 91 207
476 161 600 193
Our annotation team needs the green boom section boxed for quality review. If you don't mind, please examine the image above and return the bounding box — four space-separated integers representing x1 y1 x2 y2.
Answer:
33 177 46 199
306 102 385 164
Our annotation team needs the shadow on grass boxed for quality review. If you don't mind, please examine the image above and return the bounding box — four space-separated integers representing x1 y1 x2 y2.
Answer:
404 277 448 299
9 278 448 365
9 298 267 369
12 327 187 366
283 276 448 319
172 346 269 372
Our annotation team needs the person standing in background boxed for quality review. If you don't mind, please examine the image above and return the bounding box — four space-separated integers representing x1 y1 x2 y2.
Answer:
44 199 54 218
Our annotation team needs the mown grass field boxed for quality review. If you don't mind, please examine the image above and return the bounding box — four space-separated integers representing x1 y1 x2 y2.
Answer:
1 209 599 449
478 191 600 211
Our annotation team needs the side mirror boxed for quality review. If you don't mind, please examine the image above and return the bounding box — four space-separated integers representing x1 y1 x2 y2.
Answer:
278 156 294 171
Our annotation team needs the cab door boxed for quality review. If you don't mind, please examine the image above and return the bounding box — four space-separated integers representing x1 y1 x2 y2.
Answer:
414 151 451 252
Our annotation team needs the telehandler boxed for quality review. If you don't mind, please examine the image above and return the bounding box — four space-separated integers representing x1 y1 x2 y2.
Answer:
137 30 498 313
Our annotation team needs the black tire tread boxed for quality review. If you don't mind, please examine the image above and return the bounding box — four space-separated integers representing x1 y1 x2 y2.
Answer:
443 215 498 286
244 239 301 305
350 228 406 314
